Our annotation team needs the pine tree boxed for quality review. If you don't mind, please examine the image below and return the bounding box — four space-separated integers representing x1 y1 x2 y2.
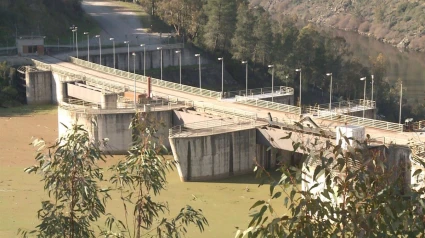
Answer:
231 2 255 61
203 0 236 52
253 9 273 65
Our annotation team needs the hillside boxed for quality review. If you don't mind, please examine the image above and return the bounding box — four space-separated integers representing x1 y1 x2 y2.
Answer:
251 0 425 51
0 0 97 46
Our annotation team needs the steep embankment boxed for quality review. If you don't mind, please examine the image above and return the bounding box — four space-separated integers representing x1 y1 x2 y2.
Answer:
0 0 96 45
251 0 425 51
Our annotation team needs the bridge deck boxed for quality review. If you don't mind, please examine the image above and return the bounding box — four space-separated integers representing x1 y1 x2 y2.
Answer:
32 56 425 145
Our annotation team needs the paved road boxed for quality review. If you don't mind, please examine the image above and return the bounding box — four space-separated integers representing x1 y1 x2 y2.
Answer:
81 0 161 45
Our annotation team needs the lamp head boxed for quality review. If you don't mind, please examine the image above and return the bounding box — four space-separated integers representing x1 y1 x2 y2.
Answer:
241 61 247 64
84 32 89 35
132 52 136 56
195 54 200 57
295 68 301 72
140 44 145 47
326 73 332 76
175 50 181 53
95 35 100 38
109 38 114 40
157 46 162 50
268 65 274 68
360 77 366 81
218 57 223 60
124 41 129 44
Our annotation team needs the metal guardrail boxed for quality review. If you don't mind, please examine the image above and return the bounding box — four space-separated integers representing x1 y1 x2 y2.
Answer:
224 86 294 98
319 113 403 132
369 136 409 146
69 57 222 99
306 99 376 115
235 96 301 115
192 101 257 120
169 119 258 138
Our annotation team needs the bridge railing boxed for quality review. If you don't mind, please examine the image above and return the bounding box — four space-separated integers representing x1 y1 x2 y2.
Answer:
169 119 258 138
192 101 257 120
235 96 301 115
319 113 403 132
306 99 376 116
223 86 294 98
69 57 222 99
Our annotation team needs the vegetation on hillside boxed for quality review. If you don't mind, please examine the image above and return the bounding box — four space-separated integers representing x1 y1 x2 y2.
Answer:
0 0 97 46
251 0 425 52
132 0 423 122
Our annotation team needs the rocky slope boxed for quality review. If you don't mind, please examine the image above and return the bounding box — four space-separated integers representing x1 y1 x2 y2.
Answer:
251 0 425 51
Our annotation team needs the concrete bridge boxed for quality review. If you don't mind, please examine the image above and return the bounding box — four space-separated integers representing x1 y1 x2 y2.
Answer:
20 51 425 183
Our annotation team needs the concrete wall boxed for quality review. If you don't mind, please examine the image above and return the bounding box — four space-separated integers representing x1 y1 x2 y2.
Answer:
170 129 257 181
51 72 68 104
58 107 173 154
86 48 212 71
25 70 52 104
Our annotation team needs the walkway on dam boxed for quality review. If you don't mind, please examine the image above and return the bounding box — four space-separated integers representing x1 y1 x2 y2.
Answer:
32 55 425 146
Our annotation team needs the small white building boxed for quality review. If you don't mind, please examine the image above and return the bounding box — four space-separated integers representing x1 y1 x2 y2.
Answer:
16 36 45 56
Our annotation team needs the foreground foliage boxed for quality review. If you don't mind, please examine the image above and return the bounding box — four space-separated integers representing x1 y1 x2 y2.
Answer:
19 124 109 238
238 132 425 237
103 113 208 237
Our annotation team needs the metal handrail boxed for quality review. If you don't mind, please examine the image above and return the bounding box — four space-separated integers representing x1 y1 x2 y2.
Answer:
169 120 258 138
235 96 301 115
192 101 257 120
69 57 222 99
320 113 403 132
223 86 294 98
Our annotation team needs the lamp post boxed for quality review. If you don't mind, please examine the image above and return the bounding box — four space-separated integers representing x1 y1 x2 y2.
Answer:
242 61 248 96
157 46 163 80
326 73 333 111
124 41 130 73
70 25 75 53
371 74 374 103
399 81 403 124
295 68 302 109
72 27 78 58
110 38 115 68
195 54 201 91
84 32 89 62
95 35 101 65
140 44 146 76
218 57 224 97
175 50 182 87
360 77 367 118
268 65 274 102
132 52 137 108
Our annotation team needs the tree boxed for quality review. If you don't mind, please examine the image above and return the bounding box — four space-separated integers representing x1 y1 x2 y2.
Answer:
252 9 273 65
203 0 236 52
231 2 255 61
19 124 110 238
104 112 208 237
237 129 425 237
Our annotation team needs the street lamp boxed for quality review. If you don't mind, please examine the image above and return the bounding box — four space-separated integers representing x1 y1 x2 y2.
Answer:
84 32 89 62
326 73 333 111
218 57 224 97
95 35 101 65
371 74 374 102
157 46 163 80
360 77 367 118
175 50 182 87
195 54 201 91
295 68 302 109
399 81 403 124
242 61 248 96
132 52 137 108
110 38 115 68
268 65 274 102
140 44 146 76
124 41 130 73
72 27 78 58
70 25 76 53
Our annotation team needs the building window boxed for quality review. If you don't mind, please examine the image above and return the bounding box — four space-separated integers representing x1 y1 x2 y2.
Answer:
28 45 38 53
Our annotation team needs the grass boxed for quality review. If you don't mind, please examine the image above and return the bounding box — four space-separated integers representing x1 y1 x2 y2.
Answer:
113 1 173 33
0 104 57 117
